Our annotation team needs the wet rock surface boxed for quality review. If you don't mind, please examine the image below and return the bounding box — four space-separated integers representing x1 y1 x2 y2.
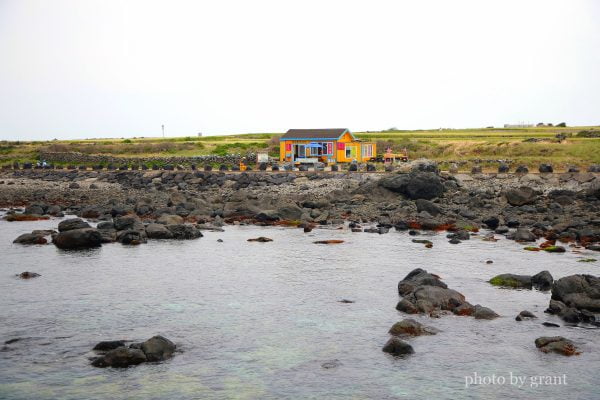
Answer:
91 335 176 368
535 336 580 356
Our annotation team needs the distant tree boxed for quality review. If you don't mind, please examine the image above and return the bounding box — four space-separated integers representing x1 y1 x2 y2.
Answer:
556 122 567 127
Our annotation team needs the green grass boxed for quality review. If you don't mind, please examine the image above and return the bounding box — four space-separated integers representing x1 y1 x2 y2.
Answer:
1 126 600 168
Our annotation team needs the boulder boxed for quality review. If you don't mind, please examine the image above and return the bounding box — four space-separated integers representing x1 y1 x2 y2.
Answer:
93 340 126 351
535 336 580 356
397 268 448 296
113 215 144 232
382 337 414 356
58 218 91 232
91 347 147 368
489 274 532 289
24 204 45 215
504 187 538 206
395 298 419 314
513 228 536 242
482 216 500 230
515 165 529 174
13 232 48 245
81 206 103 219
409 286 466 311
447 230 470 240
166 224 203 240
531 270 553 291
379 171 444 200
145 223 174 239
116 230 147 245
53 228 103 249
539 164 553 173
515 310 536 321
157 214 184 225
388 319 438 336
473 305 499 320
551 274 600 312
498 164 510 173
140 335 176 362
415 199 441 216
276 203 303 221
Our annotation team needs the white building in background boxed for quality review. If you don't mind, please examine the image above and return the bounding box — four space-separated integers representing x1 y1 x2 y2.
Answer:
504 123 533 128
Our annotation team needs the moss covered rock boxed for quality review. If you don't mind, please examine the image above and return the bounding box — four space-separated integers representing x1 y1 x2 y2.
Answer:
489 274 532 289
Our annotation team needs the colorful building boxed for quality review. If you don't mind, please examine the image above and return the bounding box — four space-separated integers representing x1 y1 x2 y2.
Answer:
279 128 376 164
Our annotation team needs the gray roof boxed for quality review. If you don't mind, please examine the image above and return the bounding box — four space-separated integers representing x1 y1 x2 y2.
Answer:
281 128 351 140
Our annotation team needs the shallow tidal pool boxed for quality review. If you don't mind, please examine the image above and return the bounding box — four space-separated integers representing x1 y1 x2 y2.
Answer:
1 215 599 399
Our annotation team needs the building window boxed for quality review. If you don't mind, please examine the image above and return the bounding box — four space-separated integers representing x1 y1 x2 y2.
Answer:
362 144 373 158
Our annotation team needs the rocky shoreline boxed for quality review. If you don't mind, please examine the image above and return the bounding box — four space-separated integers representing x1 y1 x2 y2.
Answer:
3 160 599 366
1 162 599 243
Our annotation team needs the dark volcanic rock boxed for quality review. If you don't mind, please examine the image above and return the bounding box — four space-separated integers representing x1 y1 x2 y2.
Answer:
489 274 532 289
531 270 553 290
415 199 441 216
504 187 538 206
397 268 496 318
13 232 48 245
145 223 174 239
166 224 203 239
388 319 438 336
515 310 536 321
535 336 580 356
551 274 600 312
140 335 176 362
16 271 41 279
93 340 126 351
482 216 500 230
382 337 414 356
473 305 499 320
53 228 103 249
379 171 444 200
91 347 147 368
513 228 536 242
397 268 448 296
58 218 91 232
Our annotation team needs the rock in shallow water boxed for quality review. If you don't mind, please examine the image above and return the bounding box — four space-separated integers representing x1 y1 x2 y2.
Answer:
382 337 415 356
93 340 126 351
91 347 147 368
551 274 600 312
57 218 91 232
13 232 47 245
16 271 41 279
247 237 273 242
52 228 103 249
473 305 499 320
515 310 536 321
388 319 439 336
140 335 176 362
91 335 176 368
535 336 580 356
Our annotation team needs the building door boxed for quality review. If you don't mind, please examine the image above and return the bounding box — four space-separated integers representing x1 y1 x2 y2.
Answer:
294 144 305 160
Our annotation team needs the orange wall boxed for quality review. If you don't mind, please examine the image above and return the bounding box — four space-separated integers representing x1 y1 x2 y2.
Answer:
280 138 376 163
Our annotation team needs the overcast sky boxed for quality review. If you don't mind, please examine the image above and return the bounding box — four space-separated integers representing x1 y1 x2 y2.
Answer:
0 0 599 140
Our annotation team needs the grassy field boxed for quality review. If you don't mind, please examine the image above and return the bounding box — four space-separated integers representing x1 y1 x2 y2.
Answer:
1 126 599 170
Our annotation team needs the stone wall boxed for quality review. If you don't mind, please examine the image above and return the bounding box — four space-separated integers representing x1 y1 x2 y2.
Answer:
37 151 257 166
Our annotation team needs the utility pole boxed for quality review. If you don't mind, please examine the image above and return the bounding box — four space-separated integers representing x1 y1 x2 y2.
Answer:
162 124 165 138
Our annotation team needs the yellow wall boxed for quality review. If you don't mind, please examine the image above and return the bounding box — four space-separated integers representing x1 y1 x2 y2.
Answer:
280 137 376 163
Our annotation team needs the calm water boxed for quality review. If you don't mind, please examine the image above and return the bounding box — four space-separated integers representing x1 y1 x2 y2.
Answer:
0 214 599 400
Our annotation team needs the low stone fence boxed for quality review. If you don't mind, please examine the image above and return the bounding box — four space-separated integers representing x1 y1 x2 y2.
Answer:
35 151 257 166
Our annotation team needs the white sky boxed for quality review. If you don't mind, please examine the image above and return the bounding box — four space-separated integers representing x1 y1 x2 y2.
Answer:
0 0 599 140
